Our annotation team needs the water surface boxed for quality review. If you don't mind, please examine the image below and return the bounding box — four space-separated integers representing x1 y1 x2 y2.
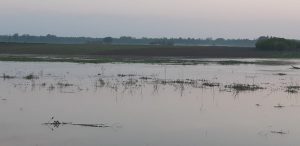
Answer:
0 60 300 146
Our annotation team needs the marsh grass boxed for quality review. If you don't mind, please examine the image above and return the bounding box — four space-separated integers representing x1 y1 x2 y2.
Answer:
225 83 263 91
23 74 39 80
202 82 220 87
139 76 152 80
285 86 300 93
117 74 136 77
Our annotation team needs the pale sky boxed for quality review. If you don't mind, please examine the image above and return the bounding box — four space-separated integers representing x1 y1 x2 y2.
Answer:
0 0 299 39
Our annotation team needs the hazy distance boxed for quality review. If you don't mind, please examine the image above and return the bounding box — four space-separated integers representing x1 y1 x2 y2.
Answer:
1 0 299 39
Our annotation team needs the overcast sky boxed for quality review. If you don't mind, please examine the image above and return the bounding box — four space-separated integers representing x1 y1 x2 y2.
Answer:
0 0 299 39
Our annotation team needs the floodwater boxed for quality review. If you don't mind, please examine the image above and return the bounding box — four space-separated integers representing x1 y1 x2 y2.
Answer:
0 59 300 146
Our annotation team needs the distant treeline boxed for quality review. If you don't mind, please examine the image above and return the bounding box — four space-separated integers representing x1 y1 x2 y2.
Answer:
0 34 98 44
0 34 256 47
256 36 300 51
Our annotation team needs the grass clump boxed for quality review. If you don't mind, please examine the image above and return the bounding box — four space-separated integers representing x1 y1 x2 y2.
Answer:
225 83 263 91
161 79 197 85
117 74 136 77
139 76 152 80
285 86 300 94
57 82 73 87
23 74 38 80
202 82 220 87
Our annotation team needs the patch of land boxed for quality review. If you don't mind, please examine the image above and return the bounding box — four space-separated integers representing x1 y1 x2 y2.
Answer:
0 43 300 64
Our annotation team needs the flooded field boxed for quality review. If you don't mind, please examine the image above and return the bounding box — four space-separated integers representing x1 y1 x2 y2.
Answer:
1 59 300 146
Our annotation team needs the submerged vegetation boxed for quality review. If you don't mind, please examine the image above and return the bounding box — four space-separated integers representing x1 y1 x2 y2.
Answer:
3 66 299 96
2 63 299 97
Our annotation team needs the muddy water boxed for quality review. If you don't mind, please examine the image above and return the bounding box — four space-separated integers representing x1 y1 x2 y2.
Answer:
0 60 300 146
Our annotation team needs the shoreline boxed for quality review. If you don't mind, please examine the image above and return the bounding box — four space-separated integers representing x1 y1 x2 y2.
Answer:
0 54 298 66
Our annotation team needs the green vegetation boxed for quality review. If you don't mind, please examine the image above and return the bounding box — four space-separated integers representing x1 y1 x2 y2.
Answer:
256 36 300 51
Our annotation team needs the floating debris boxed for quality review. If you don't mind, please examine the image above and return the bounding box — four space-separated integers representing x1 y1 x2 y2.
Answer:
43 118 111 129
71 123 110 128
